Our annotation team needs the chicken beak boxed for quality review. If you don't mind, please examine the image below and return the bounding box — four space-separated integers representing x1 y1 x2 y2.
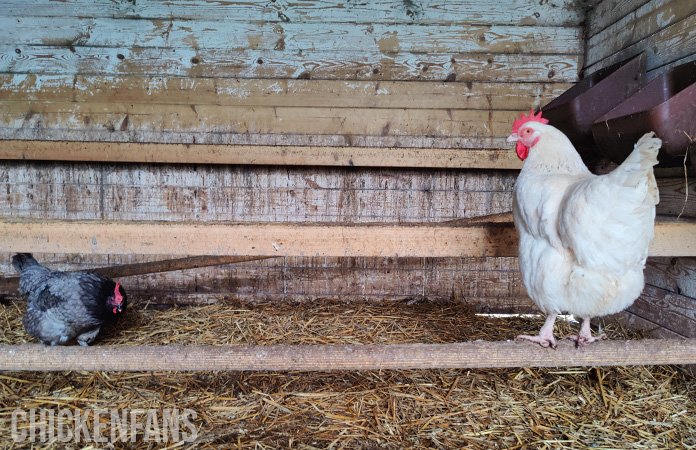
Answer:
507 133 519 143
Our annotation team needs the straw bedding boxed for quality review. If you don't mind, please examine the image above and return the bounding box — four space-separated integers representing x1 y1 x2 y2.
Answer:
0 298 694 449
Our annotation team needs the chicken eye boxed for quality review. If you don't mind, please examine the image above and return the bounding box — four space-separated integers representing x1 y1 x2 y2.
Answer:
525 129 532 134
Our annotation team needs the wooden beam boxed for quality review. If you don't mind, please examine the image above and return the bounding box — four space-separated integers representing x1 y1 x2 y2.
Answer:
0 140 522 169
1 0 585 26
1 18 581 55
0 102 520 137
0 219 519 258
0 75 572 111
0 218 693 258
1 340 695 371
1 46 581 83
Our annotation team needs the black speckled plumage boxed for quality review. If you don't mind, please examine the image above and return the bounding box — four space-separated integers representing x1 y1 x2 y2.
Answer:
12 253 127 346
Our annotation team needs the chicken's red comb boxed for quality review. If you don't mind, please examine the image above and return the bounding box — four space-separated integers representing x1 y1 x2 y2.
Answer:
114 282 123 304
511 109 549 134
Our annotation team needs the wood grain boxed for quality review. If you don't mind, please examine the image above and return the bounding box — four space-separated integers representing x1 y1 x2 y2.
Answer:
586 0 695 67
627 285 696 338
2 0 585 26
584 10 696 75
0 218 692 258
3 46 581 82
587 0 659 37
0 141 523 169
0 75 572 110
2 18 582 55
0 162 517 223
0 102 523 137
1 340 695 371
645 257 696 298
0 219 521 258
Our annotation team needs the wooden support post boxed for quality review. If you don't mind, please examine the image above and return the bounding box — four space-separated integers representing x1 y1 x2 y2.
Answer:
1 340 695 371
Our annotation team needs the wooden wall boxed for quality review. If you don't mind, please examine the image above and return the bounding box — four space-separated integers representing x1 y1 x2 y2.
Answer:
0 0 588 310
585 0 696 338
585 0 696 80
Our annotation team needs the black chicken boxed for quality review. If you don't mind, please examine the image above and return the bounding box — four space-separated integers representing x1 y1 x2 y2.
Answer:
11 253 127 346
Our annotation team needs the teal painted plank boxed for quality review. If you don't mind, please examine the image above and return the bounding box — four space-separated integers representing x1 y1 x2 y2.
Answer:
1 18 582 55
3 0 585 26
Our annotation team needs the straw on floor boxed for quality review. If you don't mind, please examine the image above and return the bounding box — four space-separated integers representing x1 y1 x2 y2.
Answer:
0 298 694 450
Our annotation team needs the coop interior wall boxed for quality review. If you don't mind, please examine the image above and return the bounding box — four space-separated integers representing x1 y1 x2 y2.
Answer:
0 1 694 325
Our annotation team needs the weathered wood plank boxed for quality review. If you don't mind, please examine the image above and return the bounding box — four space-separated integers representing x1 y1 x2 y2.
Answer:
605 310 688 339
653 178 696 218
2 0 585 26
1 340 695 371
586 0 695 67
584 11 696 75
0 129 514 149
0 102 521 137
0 218 692 257
587 0 651 37
0 162 516 224
0 141 523 169
645 257 696 298
627 285 696 338
3 46 581 82
0 75 573 110
647 53 696 80
0 253 530 308
0 219 521 258
2 18 582 55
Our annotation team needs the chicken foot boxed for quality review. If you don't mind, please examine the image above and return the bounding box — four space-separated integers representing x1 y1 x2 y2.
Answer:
567 317 607 347
516 313 557 349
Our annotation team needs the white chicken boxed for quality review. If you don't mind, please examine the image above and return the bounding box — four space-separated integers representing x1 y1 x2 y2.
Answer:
507 110 661 348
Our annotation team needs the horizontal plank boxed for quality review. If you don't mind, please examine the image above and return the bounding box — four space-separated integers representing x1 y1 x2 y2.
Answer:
2 0 585 26
645 257 696 298
584 11 696 75
0 75 573 110
4 46 581 82
0 141 523 169
650 221 696 257
587 0 649 38
654 178 696 218
0 252 530 308
0 161 516 224
2 18 582 54
0 128 513 149
0 220 521 258
1 340 695 371
586 0 695 67
0 218 693 257
0 102 520 138
647 53 696 80
604 310 688 339
627 285 696 338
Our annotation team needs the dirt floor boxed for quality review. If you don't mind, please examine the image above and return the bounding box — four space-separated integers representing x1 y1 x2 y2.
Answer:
0 298 694 449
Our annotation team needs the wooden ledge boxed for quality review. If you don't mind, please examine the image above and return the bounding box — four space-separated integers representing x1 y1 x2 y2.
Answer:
0 217 693 258
0 140 522 169
1 340 695 371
